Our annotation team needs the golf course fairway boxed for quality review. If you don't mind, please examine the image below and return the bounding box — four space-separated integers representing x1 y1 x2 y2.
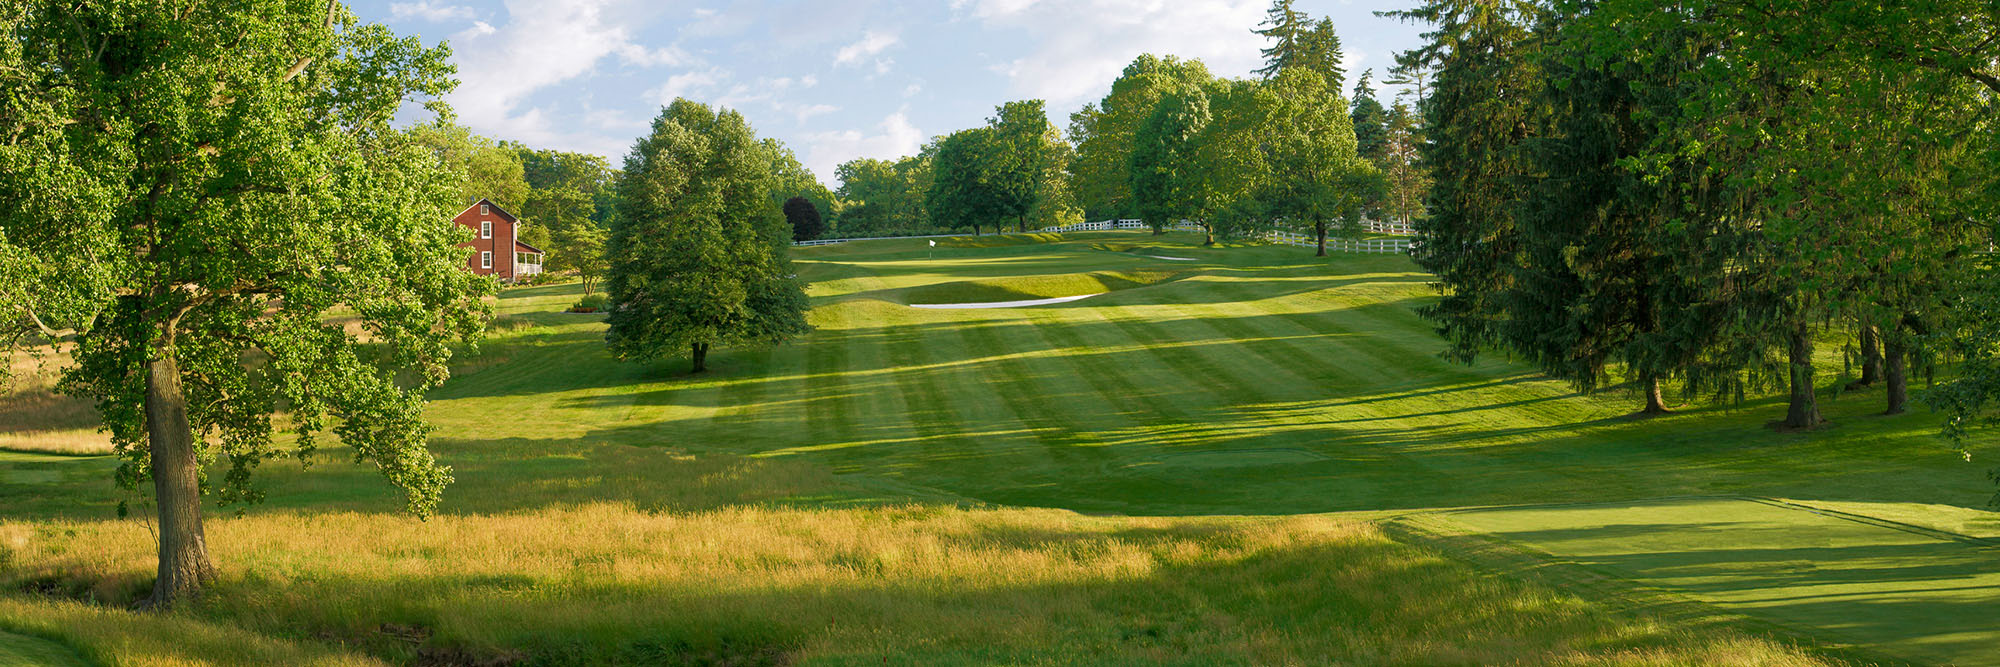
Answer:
1 230 1993 664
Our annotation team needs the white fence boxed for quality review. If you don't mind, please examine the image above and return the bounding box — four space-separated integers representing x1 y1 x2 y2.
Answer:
1039 219 1152 233
795 218 1414 255
1367 220 1417 235
1265 230 1413 254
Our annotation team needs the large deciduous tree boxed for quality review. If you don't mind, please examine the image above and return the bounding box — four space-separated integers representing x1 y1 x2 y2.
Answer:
607 100 809 374
927 128 1007 236
1068 55 1214 220
1256 69 1380 257
1130 86 1218 243
986 100 1064 233
1 1 487 606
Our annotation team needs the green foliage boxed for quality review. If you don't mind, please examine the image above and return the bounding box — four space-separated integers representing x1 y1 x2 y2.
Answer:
835 155 932 234
784 196 825 242
571 293 609 313
411 122 531 210
1388 0 1547 365
987 100 1069 233
606 99 810 372
1252 0 1308 79
763 138 836 221
1130 87 1214 236
1379 102 1430 226
1255 69 1381 254
1292 18 1348 91
1068 55 1215 220
2 0 487 524
927 127 1009 235
1349 70 1388 164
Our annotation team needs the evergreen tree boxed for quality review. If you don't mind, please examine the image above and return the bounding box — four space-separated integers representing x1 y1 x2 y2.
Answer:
607 100 809 374
1350 70 1389 164
1503 5 1702 415
1253 0 1309 79
1385 0 1548 364
1293 18 1348 91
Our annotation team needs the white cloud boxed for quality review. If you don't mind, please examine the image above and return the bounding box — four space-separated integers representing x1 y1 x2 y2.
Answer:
791 104 839 123
390 1 477 22
443 0 686 159
804 110 924 187
834 30 900 66
616 43 689 67
954 0 1277 108
903 83 923 97
650 68 727 105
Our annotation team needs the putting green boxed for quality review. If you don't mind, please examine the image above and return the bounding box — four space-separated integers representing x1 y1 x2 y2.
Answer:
0 630 87 666
1442 497 2000 666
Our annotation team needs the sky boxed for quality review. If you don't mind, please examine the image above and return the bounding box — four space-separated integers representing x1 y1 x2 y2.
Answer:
352 0 1432 189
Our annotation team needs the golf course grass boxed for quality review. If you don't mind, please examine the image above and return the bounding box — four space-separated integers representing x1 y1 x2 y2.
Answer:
0 230 1992 664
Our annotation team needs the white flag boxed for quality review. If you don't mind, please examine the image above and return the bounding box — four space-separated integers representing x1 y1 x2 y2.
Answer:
929 240 936 247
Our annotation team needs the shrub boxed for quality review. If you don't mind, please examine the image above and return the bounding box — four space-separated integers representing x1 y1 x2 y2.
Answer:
570 293 608 313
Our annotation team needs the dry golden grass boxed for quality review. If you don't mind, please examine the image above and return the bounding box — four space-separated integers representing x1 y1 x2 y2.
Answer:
0 597 382 666
2 497 1838 665
0 348 110 456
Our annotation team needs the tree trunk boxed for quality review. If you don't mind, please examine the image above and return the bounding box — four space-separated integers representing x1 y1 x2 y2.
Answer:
691 342 709 373
1640 374 1670 415
1203 224 1214 246
1849 323 1881 388
143 351 216 608
1314 218 1327 257
1783 322 1823 429
1884 337 1908 415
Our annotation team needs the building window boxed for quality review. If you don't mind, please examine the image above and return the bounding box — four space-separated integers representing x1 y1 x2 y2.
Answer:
480 202 490 215
481 251 492 269
480 220 492 239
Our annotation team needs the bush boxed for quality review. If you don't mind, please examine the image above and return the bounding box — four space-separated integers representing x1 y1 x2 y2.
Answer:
570 293 608 313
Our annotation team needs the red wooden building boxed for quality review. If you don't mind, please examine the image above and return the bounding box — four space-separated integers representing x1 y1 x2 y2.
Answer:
453 198 544 281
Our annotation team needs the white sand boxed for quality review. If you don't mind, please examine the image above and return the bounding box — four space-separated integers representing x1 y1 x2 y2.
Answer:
1141 255 1198 261
909 293 1104 309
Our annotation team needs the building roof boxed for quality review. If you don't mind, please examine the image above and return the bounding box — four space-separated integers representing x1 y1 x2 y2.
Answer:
514 240 545 254
452 197 520 223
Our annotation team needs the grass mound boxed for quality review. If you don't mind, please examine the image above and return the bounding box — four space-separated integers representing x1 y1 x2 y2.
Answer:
935 232 1064 248
900 269 1183 304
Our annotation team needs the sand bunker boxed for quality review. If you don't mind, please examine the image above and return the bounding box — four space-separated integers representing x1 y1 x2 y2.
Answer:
909 294 1104 309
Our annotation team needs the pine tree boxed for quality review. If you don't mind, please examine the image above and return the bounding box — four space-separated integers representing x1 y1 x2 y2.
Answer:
1252 0 1308 79
1384 0 1548 364
1350 70 1389 164
1293 18 1348 91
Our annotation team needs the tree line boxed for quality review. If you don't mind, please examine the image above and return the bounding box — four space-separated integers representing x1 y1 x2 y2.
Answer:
828 0 1433 257
1392 0 2000 440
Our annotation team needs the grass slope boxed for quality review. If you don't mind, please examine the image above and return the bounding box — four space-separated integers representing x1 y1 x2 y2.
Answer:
0 230 1989 664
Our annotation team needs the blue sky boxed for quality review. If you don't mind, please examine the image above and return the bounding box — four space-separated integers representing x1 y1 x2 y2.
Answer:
353 0 1430 188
